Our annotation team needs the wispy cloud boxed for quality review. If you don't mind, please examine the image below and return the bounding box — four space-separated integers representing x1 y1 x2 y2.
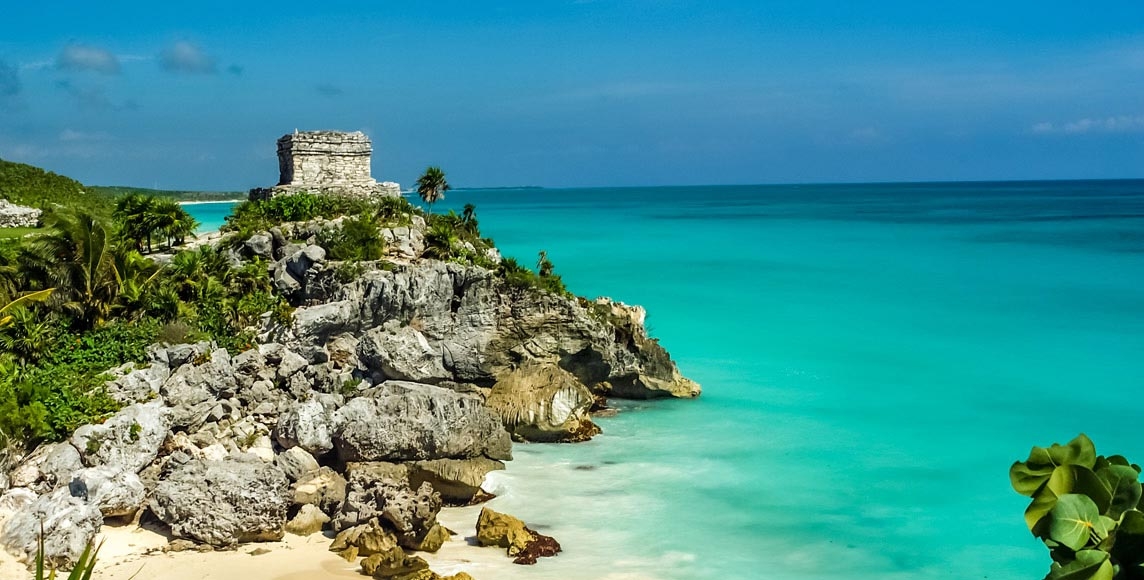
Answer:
316 83 344 97
1032 115 1144 135
160 41 217 74
59 129 113 142
57 44 121 74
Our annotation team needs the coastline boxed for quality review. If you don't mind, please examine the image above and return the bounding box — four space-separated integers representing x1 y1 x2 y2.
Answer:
178 199 244 205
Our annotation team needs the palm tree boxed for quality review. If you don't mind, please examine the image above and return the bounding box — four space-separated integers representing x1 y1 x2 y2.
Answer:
31 212 121 329
0 288 53 329
461 203 479 236
416 166 450 213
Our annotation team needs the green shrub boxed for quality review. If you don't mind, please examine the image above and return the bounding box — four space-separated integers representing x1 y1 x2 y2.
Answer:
497 254 570 296
318 213 385 261
1010 434 1144 579
223 192 374 234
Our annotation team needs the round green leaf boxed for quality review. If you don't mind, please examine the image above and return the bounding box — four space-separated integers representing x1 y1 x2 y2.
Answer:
1098 465 1142 519
1050 494 1108 551
1012 435 1098 496
1046 550 1114 580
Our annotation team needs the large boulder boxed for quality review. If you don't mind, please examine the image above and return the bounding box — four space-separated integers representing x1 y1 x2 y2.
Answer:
71 401 171 473
275 447 320 482
332 481 441 549
285 504 329 536
8 442 83 494
486 363 599 442
359 325 450 384
275 399 335 456
292 467 347 516
71 466 145 517
332 382 512 464
104 363 170 404
0 486 103 569
150 457 291 546
407 458 503 504
161 349 237 430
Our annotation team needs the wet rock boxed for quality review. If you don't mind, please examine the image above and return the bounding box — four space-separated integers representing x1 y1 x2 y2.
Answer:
475 507 560 565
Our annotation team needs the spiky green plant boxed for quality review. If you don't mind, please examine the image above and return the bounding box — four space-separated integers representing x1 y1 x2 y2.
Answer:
1011 434 1144 580
35 522 102 580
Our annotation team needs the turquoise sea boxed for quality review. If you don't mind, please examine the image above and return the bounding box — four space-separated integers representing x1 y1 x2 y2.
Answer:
185 181 1144 580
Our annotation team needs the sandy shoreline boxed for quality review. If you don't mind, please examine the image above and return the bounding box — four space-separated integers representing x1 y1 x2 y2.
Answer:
0 505 529 580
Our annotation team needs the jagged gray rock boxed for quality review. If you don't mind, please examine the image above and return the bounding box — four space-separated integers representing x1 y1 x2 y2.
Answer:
292 466 346 516
275 399 335 456
332 381 512 463
150 457 291 546
0 486 102 569
275 447 319 482
331 480 441 549
8 442 82 494
103 362 169 405
359 324 450 384
244 233 273 259
71 466 145 517
71 401 171 474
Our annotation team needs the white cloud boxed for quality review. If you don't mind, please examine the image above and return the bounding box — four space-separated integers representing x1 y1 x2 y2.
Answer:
57 44 121 74
160 41 217 74
1032 115 1144 135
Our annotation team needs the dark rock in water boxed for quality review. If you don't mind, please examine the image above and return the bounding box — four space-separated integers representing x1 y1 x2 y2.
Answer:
475 506 560 565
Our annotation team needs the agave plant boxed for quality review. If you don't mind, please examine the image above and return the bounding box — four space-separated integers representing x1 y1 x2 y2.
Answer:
1010 434 1144 580
35 522 102 580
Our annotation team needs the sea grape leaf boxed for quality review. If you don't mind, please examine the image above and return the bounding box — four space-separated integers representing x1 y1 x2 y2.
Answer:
1012 435 1098 496
1046 550 1114 580
1027 466 1113 533
1098 465 1142 519
1050 494 1109 551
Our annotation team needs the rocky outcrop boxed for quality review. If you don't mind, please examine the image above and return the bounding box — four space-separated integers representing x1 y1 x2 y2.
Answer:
8 442 82 494
0 199 41 228
332 382 512 464
486 363 599 442
71 466 146 517
71 401 171 473
475 507 561 565
150 457 291 546
0 486 102 569
285 260 699 400
332 480 442 549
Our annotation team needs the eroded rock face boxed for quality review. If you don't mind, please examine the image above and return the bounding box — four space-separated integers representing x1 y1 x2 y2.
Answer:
407 458 503 504
0 486 103 569
275 399 335 457
71 401 171 474
150 457 291 546
332 480 441 549
71 466 146 517
332 382 512 464
8 442 82 494
487 363 599 442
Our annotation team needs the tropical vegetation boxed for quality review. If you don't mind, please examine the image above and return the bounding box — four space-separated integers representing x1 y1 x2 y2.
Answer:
1010 434 1144 580
1 161 574 478
415 166 450 212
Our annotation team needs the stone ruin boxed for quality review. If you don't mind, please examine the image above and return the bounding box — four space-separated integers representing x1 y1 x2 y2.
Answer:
250 130 400 200
0 199 41 228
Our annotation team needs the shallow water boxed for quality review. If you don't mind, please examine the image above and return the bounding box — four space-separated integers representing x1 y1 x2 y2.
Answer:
186 181 1144 579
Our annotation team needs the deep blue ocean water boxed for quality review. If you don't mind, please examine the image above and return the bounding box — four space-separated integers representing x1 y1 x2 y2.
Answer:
185 181 1144 580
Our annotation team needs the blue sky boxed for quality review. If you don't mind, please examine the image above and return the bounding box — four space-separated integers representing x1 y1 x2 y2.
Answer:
0 1 1142 190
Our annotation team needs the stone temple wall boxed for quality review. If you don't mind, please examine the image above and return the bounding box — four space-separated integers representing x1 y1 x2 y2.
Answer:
0 199 41 228
251 130 400 200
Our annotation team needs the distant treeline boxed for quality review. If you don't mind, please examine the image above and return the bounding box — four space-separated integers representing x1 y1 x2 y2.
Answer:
88 186 243 202
0 158 241 222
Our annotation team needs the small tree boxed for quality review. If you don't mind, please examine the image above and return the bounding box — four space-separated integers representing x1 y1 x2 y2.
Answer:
416 166 450 213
